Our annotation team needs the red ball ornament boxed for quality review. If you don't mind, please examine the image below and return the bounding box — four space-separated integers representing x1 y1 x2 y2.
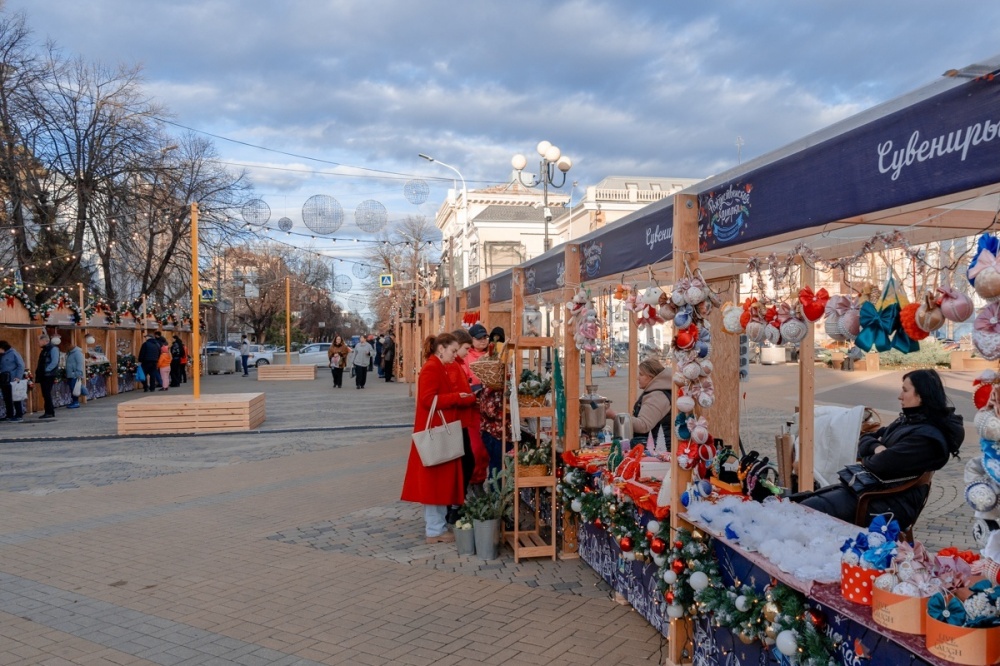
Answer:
665 591 675 604
593 517 603 529
556 466 564 479
645 531 654 542
672 559 686 574
805 608 826 630
650 537 667 555
674 540 684 550
619 536 634 552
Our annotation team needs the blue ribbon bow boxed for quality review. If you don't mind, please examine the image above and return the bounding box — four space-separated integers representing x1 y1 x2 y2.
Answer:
855 301 896 352
675 413 690 440
970 579 1000 604
868 515 900 542
928 593 968 626
860 542 897 570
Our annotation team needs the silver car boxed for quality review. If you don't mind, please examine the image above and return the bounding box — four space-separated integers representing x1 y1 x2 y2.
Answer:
297 342 332 366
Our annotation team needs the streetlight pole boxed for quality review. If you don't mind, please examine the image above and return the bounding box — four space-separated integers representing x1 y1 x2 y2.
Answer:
419 153 470 288
511 141 573 253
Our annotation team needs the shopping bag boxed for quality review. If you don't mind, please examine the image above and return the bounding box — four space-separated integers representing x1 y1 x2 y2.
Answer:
72 378 82 397
10 379 27 402
412 395 464 466
135 365 146 382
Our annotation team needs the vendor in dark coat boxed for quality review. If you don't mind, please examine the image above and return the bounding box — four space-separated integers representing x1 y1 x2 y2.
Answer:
797 369 963 530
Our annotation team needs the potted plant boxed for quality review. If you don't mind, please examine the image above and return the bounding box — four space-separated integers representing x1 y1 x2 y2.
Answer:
462 466 513 559
516 368 551 408
453 510 476 556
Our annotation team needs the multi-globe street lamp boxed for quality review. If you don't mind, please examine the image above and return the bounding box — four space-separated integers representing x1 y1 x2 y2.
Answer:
511 141 573 252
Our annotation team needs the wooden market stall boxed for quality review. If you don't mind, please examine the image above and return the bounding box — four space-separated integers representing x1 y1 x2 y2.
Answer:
439 53 1000 665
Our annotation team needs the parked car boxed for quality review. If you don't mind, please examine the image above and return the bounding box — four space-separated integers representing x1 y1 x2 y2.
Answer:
247 345 274 367
298 342 332 366
203 344 240 360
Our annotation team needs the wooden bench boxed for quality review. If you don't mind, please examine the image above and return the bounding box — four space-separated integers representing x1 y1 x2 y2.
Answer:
117 393 266 435
257 365 317 381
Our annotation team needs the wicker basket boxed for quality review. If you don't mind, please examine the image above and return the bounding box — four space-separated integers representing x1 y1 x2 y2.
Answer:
517 394 546 408
518 464 549 477
470 358 504 390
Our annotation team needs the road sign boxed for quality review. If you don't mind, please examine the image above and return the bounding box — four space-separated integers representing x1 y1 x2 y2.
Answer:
201 288 215 302
382 288 392 297
379 273 393 287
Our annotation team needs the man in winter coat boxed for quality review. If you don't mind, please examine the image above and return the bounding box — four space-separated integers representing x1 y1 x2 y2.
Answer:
138 333 161 392
0 340 25 421
169 335 184 387
382 332 396 382
240 335 250 376
352 337 374 389
64 343 85 409
35 333 59 419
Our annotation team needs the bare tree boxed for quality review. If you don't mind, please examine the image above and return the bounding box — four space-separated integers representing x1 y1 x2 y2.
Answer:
364 215 440 331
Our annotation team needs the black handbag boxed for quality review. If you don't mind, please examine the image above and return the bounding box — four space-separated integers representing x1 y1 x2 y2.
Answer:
837 463 917 495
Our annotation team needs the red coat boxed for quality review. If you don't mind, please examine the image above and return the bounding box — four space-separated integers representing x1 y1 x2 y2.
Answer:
401 355 475 505
447 358 489 484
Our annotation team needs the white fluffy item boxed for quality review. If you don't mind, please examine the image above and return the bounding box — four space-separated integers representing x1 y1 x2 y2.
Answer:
686 495 857 584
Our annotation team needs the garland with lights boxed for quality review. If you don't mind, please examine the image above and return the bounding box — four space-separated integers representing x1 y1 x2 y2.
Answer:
116 354 138 378
85 298 120 324
657 528 719 619
0 285 39 317
86 362 113 380
38 290 82 323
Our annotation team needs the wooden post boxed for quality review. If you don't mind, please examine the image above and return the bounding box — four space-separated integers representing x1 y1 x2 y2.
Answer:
285 277 291 365
191 203 201 399
798 259 816 491
627 311 638 409
511 268 524 341
708 277 739 446
563 244 581 451
479 281 491 334
668 193 699 665
78 283 88 405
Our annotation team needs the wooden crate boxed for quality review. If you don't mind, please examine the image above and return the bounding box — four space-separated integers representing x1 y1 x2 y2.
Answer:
117 393 266 435
257 365 316 381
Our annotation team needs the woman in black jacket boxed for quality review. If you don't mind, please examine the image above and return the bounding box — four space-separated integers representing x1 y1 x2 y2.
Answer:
797 369 964 530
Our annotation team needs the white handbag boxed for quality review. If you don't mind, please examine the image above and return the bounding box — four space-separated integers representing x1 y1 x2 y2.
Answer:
412 394 465 467
72 378 82 397
10 379 27 402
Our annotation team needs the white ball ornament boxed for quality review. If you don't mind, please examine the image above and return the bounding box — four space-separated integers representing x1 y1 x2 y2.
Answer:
602 485 613 496
735 595 749 612
775 630 798 656
653 554 667 567
646 520 661 534
689 571 709 591
667 604 685 619
623 551 636 561
571 499 583 513
663 570 678 584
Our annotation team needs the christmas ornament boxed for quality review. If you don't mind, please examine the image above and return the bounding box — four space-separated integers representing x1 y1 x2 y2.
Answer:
737 630 756 645
619 536 634 552
646 519 661 534
570 499 583 513
805 608 826 630
672 559 686 574
764 624 778 641
663 570 678 584
763 601 780 622
653 554 667 567
776 630 798 656
689 571 709 591
735 595 750 612
666 604 685 619
665 591 674 604
650 537 667 555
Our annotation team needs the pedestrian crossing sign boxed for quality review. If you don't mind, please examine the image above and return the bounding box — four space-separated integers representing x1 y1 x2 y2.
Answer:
201 288 215 302
380 274 393 287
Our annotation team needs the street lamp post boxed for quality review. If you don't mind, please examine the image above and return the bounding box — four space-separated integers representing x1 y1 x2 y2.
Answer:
419 153 470 289
511 141 573 252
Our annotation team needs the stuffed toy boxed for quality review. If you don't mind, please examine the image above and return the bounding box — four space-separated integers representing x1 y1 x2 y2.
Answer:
798 286 830 322
937 285 975 323
974 302 1000 361
968 234 1000 302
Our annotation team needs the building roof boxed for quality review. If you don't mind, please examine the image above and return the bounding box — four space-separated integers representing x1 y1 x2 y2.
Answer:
474 204 545 223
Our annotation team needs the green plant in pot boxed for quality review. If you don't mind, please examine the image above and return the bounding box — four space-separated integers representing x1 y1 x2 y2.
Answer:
463 466 513 559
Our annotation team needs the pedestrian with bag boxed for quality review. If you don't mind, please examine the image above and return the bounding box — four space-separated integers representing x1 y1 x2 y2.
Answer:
0 339 25 422
327 335 350 388
401 333 476 543
35 332 58 419
352 336 374 389
64 342 85 409
382 331 396 382
138 332 160 392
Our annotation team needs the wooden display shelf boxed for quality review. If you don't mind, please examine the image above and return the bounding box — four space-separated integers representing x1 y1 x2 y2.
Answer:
516 405 552 419
117 393 266 435
257 365 316 381
514 474 555 488
504 530 553 558
510 336 554 348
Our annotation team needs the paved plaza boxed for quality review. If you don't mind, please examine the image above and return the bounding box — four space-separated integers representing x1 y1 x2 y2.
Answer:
0 362 982 664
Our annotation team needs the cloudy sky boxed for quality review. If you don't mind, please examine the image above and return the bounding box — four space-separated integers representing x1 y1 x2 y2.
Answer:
6 0 1000 298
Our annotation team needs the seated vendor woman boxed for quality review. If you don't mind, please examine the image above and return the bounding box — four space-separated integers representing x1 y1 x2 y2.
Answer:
796 369 963 530
606 359 673 448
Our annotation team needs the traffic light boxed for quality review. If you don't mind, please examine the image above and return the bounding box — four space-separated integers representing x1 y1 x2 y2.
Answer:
739 334 749 382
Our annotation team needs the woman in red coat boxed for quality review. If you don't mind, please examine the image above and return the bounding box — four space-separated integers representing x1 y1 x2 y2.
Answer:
450 329 489 489
401 333 476 543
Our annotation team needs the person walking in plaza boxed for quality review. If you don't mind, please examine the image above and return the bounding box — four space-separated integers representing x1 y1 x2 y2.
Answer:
352 335 374 389
157 341 171 391
138 332 160 392
64 341 85 410
240 335 250 376
327 335 350 388
169 335 184 387
35 332 58 419
0 340 25 422
375 335 384 378
401 333 476 543
382 331 396 382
